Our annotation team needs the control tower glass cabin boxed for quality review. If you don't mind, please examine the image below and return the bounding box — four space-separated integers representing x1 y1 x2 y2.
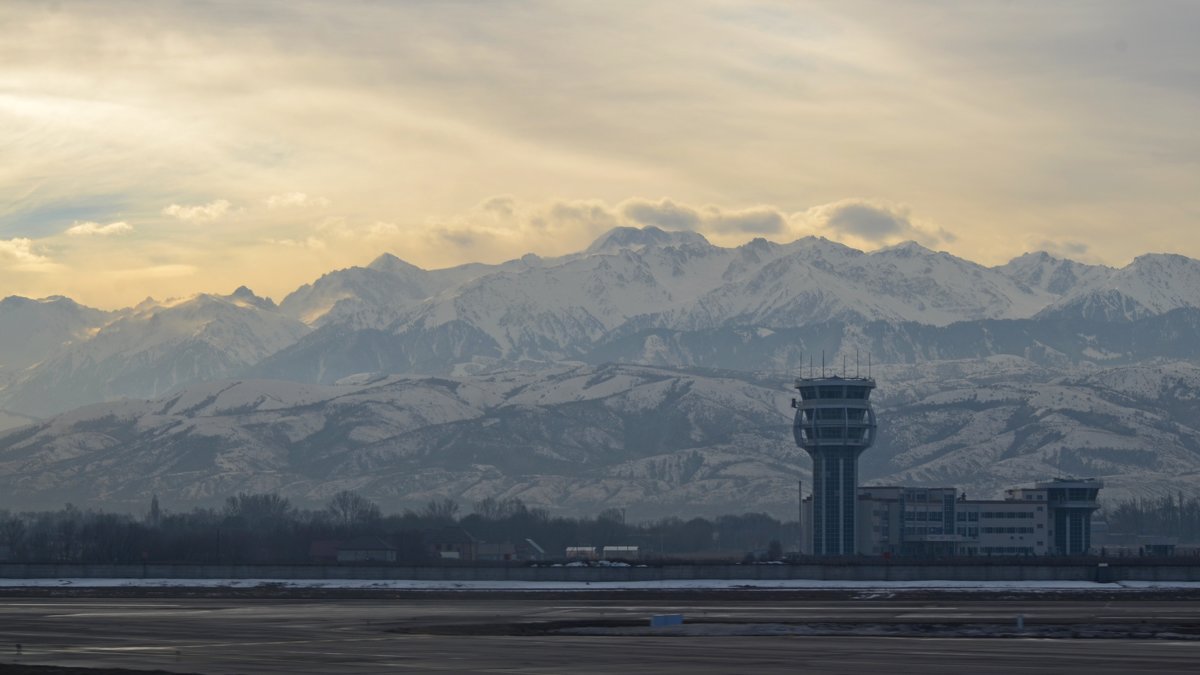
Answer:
793 376 877 555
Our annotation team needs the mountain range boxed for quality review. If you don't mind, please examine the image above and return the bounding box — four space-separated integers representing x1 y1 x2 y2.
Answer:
3 226 1200 515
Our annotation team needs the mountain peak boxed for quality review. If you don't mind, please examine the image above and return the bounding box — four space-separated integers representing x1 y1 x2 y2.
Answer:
0 295 79 308
1007 251 1059 265
1129 252 1194 269
874 240 936 257
585 226 710 254
227 286 276 310
367 253 424 275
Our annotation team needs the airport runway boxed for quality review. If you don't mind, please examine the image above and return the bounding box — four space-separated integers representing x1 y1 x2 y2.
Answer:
1 594 1199 674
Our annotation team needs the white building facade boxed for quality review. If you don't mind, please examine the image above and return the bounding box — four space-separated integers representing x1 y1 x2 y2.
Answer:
802 479 1103 557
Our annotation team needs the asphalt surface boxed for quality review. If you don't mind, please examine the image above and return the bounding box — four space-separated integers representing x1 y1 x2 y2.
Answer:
1 593 1198 674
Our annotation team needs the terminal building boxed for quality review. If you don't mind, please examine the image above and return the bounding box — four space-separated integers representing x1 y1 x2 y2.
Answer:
800 479 1104 557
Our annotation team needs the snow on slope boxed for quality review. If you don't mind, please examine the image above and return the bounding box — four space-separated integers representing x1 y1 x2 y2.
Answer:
0 364 803 515
393 241 742 360
1036 253 1200 321
0 289 310 417
279 261 428 329
372 235 1065 371
868 362 1200 503
199 228 1200 383
995 251 1112 295
0 295 111 373
658 239 1052 330
8 226 1200 420
3 361 1200 515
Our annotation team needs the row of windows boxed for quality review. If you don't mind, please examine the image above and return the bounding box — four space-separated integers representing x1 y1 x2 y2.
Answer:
979 546 1035 555
800 408 870 422
799 427 871 440
903 527 944 535
904 511 945 521
981 527 1035 534
796 386 871 400
980 511 1036 519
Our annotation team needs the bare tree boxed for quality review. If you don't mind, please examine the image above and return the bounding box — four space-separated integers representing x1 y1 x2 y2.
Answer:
327 491 381 529
223 493 293 527
420 498 460 523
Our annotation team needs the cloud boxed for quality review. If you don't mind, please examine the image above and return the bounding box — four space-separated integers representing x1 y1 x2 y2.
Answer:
619 196 787 234
620 199 702 231
542 201 620 233
704 206 787 235
0 237 54 271
109 264 198 280
1022 236 1101 263
424 196 948 265
620 199 786 234
421 196 790 265
162 200 232 222
265 236 327 250
265 192 330 210
799 199 955 247
65 220 134 236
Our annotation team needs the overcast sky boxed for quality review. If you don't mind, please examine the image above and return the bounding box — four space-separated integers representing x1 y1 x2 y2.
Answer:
2 0 1197 307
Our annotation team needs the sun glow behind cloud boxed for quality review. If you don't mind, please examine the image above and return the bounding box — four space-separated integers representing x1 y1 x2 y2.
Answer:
0 0 1196 307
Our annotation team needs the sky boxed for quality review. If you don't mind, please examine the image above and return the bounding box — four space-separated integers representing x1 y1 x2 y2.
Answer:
1 0 1198 308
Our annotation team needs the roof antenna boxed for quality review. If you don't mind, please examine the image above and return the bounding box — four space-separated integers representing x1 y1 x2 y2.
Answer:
843 355 847 378
868 352 872 379
821 350 825 378
856 348 860 378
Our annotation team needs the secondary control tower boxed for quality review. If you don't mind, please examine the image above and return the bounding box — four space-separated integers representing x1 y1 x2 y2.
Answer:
793 375 877 555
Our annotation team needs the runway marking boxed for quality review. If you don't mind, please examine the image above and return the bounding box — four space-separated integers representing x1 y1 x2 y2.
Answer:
894 613 1009 619
45 610 223 618
0 603 182 608
78 646 181 652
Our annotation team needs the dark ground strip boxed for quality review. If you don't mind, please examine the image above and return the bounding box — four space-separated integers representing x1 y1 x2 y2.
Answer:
4 586 1200 602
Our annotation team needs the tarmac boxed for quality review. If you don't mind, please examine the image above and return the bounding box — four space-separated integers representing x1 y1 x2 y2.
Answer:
2 591 1199 674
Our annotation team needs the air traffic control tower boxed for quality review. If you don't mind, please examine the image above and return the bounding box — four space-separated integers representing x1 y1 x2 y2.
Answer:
793 375 877 555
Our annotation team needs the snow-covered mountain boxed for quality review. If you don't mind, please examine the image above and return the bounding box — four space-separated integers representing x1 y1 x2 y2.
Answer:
3 361 1198 514
0 295 111 376
0 288 309 417
867 361 1200 504
589 307 1200 373
1035 253 1200 321
7 226 1198 416
0 365 803 516
2 225 1200 516
256 231 1118 383
652 238 1054 331
995 251 1112 295
279 254 440 329
252 232 1200 385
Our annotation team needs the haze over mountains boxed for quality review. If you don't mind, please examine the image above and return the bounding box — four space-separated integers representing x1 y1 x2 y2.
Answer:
3 227 1200 515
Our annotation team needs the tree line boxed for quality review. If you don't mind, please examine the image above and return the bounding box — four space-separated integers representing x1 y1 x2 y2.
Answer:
1103 494 1200 542
0 492 795 564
